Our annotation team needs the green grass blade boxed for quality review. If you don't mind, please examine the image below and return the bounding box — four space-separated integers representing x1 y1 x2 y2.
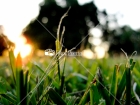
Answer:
47 87 66 105
129 59 133 65
17 70 29 105
19 70 25 105
116 68 126 102
59 76 65 96
90 82 100 105
0 77 11 94
23 70 29 105
67 96 78 105
37 88 48 105
78 88 89 105
78 81 95 105
55 40 61 80
59 57 66 96
16 53 28 105
0 97 9 105
6 92 17 101
97 83 111 105
110 65 119 105
116 59 135 105
125 67 131 105
28 92 36 105
1 93 17 104
96 68 111 105
130 62 136 70
98 98 106 105
35 64 45 74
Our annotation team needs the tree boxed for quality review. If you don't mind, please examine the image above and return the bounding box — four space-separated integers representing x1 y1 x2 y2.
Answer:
0 26 15 56
98 11 140 55
110 26 140 55
23 0 99 50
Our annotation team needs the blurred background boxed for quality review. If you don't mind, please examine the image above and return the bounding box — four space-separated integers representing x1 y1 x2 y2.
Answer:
0 0 140 59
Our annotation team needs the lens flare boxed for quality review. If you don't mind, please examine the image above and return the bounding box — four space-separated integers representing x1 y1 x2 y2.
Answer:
14 35 32 58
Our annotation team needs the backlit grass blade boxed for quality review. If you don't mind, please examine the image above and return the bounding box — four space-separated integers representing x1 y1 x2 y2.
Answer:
59 57 66 95
16 53 28 105
16 53 23 104
110 65 119 105
9 49 16 84
55 39 61 80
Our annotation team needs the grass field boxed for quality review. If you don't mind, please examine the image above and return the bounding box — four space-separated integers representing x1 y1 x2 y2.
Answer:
0 52 140 105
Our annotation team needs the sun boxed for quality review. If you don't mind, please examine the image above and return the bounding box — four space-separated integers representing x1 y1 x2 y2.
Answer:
14 35 32 58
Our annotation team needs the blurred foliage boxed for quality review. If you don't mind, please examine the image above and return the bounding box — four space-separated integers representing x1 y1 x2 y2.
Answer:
107 25 140 55
23 0 99 50
100 11 140 55
0 26 15 56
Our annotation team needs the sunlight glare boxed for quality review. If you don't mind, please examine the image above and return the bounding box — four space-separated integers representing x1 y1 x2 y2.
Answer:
82 49 94 59
0 0 42 58
94 46 105 59
90 28 102 38
88 37 102 46
14 36 32 58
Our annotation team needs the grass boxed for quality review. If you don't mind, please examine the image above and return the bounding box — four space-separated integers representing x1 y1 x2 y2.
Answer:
0 9 140 105
0 53 140 105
